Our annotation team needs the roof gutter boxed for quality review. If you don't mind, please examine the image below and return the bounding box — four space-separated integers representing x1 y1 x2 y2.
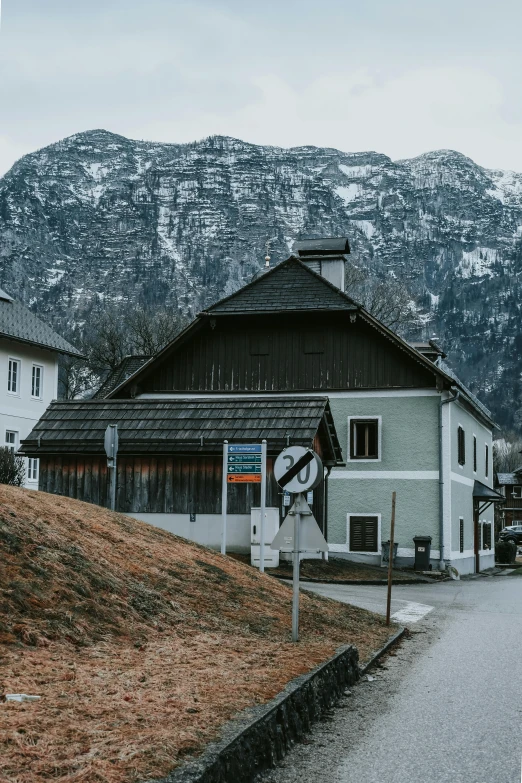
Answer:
439 387 459 570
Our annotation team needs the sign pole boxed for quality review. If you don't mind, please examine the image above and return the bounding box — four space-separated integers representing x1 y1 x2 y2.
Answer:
104 424 119 512
110 458 117 512
259 439 267 573
292 494 301 642
221 440 228 555
386 491 397 625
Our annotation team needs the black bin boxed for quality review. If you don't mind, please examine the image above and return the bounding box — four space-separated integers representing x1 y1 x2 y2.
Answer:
413 536 432 571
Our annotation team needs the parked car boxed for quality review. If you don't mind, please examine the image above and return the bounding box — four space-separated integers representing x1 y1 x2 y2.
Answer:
498 525 522 545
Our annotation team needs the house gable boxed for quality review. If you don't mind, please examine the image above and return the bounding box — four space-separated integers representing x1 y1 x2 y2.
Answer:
113 310 437 395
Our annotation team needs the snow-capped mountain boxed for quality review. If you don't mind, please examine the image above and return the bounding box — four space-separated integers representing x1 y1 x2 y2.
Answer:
1 129 521 428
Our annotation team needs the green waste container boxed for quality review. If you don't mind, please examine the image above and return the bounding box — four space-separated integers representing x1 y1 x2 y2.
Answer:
413 536 432 571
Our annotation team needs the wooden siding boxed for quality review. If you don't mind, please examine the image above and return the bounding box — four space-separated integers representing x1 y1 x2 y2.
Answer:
133 314 435 394
38 455 325 520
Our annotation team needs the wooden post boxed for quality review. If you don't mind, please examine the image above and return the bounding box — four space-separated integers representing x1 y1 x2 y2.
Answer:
386 491 397 626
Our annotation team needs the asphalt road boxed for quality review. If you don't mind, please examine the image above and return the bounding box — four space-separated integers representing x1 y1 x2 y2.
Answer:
260 574 522 783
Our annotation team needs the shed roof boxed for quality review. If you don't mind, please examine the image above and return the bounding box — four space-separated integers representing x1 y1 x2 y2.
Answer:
93 356 151 399
0 290 82 357
204 256 358 315
20 396 343 464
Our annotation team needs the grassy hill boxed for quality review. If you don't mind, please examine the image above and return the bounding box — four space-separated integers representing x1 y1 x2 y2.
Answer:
0 485 392 782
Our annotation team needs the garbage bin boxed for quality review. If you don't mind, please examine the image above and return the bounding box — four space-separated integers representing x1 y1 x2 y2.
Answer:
413 536 432 571
381 540 398 565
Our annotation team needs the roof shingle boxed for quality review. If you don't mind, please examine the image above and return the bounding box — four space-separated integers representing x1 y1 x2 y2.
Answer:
205 256 358 315
21 396 343 463
0 294 82 356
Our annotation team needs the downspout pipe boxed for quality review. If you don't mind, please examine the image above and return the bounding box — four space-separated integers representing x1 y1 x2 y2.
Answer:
439 387 460 570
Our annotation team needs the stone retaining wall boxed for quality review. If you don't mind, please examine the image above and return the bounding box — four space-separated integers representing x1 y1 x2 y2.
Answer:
150 644 359 783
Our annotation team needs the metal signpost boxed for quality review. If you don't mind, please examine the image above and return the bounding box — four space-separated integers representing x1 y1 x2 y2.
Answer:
272 446 326 642
221 441 267 569
104 424 119 511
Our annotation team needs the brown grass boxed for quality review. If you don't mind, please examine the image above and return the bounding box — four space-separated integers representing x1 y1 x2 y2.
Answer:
231 553 416 582
0 485 394 783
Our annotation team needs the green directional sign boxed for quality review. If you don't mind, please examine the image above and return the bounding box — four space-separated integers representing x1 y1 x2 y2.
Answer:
228 454 262 464
227 463 262 474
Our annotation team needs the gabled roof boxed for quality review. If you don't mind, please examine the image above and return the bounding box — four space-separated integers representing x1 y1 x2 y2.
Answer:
93 355 151 399
496 473 517 486
204 256 359 315
0 290 82 357
20 396 343 464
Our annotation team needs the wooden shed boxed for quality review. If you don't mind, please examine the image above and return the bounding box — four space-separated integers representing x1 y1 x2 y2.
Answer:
21 396 342 552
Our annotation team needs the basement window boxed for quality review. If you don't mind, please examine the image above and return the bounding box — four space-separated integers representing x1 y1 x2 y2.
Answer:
349 417 380 460
348 515 379 553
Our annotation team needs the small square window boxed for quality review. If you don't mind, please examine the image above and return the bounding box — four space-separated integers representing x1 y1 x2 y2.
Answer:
349 515 379 552
350 418 379 460
7 359 20 394
5 430 18 452
32 365 43 398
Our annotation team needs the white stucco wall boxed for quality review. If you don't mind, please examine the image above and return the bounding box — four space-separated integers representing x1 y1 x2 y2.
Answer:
0 338 59 489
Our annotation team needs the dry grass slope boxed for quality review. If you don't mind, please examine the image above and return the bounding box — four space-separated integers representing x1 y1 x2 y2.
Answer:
0 485 393 783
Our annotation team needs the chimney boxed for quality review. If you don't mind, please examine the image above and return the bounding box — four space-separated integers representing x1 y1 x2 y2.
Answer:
294 237 350 291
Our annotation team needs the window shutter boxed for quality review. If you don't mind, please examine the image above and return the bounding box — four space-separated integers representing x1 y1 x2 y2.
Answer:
350 516 378 552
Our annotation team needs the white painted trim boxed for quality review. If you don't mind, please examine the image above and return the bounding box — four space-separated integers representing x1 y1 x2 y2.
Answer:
442 397 452 561
137 389 442 400
451 472 474 487
7 356 21 396
329 545 442 559
450 548 475 559
347 415 382 463
30 363 44 401
330 470 438 480
346 512 381 554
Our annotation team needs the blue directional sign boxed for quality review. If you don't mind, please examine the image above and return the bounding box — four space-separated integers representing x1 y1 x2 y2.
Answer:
228 444 262 454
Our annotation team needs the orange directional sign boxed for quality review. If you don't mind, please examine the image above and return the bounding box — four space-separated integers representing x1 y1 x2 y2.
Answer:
227 474 261 483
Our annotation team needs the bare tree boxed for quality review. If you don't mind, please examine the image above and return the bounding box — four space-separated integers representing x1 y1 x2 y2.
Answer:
59 304 187 399
344 263 425 332
493 435 522 474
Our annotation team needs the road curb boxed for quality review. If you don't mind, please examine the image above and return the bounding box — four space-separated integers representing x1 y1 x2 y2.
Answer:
359 626 406 675
146 630 406 783
270 574 436 586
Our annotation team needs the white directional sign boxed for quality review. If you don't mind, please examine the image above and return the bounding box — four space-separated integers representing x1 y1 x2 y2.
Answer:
273 446 323 493
271 494 328 553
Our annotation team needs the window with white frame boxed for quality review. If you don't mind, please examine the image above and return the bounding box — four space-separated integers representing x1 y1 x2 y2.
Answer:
7 358 20 394
348 514 379 552
5 430 18 452
31 364 43 399
349 417 381 460
27 457 39 481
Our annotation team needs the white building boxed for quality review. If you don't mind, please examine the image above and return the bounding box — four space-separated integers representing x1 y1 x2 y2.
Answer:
0 287 81 488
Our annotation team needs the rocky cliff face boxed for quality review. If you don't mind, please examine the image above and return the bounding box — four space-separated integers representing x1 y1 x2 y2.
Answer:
1 129 521 428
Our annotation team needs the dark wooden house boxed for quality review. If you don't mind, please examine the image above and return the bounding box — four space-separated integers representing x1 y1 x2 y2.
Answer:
22 244 501 572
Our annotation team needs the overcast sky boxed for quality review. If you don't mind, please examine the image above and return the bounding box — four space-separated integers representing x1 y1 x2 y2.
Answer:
1 0 522 176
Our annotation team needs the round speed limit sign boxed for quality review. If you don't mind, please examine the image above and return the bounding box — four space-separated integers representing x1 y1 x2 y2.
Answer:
273 446 323 493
